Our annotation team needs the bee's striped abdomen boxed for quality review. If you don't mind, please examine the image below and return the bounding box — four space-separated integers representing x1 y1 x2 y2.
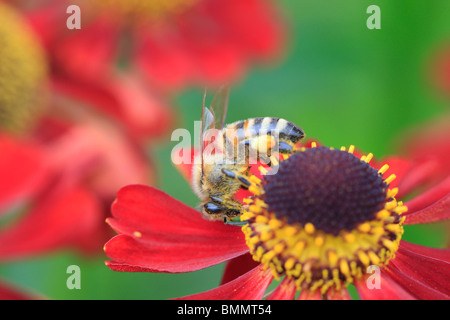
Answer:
220 117 304 158
226 117 304 143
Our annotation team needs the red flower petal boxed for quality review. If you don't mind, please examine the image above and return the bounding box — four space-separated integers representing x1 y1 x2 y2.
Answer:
385 241 450 299
0 279 41 300
397 159 440 199
220 253 260 285
403 176 450 225
135 0 285 89
356 241 450 300
24 1 65 49
0 185 102 261
174 265 272 300
399 240 450 263
404 193 450 225
266 277 296 300
397 115 450 186
178 14 243 86
326 288 351 300
104 261 160 273
134 27 194 90
298 289 321 300
206 0 285 58
49 121 154 198
384 264 449 300
0 135 50 214
354 271 416 300
105 185 248 273
52 16 119 83
104 74 174 139
51 74 173 141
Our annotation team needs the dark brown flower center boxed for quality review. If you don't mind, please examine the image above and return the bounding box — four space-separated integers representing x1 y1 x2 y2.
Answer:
263 147 387 235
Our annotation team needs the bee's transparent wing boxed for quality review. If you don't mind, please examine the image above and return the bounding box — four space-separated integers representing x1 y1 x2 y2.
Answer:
208 85 230 130
200 85 230 171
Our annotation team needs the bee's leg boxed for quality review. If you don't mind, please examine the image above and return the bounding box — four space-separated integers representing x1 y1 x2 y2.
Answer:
261 141 293 163
203 201 240 218
209 194 242 212
211 197 242 212
221 168 252 190
258 154 272 167
278 141 294 154
221 199 244 221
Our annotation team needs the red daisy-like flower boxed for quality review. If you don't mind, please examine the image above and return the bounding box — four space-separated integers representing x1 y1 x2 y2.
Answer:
2 0 175 142
16 0 286 91
104 141 450 300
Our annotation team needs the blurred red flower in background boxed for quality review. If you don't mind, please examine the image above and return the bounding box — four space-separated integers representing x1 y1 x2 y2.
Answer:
0 2 172 298
15 0 286 91
104 140 450 300
431 44 450 99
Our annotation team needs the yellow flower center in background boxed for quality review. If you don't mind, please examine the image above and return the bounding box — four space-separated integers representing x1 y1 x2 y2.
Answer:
90 0 199 22
0 3 48 133
240 145 406 295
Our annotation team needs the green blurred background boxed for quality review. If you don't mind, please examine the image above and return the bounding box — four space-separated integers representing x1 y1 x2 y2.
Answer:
1 0 449 299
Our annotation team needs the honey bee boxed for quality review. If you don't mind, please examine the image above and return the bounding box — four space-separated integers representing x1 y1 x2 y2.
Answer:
191 86 305 221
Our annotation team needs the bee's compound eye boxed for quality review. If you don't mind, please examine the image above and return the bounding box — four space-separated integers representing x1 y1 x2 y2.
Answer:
203 202 225 215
